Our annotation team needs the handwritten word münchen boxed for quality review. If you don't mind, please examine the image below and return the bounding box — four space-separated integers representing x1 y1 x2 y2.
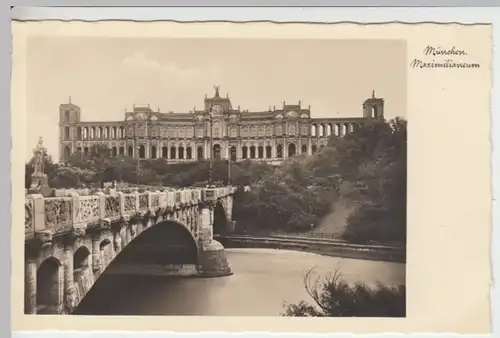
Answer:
423 46 467 56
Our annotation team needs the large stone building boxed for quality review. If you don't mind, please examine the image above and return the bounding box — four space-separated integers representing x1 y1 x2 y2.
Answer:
58 87 384 164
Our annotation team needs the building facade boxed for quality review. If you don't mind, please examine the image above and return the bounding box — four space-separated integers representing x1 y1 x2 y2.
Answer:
58 87 384 164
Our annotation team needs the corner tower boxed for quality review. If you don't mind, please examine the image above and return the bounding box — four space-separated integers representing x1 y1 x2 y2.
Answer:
362 90 384 119
59 97 81 161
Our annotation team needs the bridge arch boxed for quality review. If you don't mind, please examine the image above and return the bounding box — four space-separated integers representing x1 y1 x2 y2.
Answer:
73 219 199 313
73 246 91 281
113 219 199 266
36 257 63 314
213 200 228 236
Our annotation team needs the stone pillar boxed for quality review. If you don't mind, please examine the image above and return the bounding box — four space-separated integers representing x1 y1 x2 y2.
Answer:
24 259 37 314
113 231 123 254
63 241 77 314
91 235 102 274
197 194 232 278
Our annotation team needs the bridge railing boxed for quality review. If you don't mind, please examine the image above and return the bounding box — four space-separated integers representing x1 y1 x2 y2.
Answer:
24 186 237 240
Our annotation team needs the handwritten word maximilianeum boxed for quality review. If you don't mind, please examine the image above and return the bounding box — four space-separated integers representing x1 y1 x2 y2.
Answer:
410 45 480 69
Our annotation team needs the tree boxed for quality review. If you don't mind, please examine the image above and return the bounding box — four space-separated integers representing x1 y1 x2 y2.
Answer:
282 268 406 317
341 118 407 244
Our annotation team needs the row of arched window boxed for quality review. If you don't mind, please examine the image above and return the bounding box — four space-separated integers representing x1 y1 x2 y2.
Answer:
311 122 355 137
64 122 354 141
63 126 126 141
64 142 322 161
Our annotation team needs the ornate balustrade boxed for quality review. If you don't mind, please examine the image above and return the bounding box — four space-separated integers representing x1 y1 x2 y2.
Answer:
25 186 237 240
25 183 228 198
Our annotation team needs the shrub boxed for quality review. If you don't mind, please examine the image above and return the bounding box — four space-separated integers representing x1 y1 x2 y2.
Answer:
282 268 406 317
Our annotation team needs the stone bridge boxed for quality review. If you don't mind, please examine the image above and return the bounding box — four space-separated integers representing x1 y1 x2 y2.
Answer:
24 186 237 315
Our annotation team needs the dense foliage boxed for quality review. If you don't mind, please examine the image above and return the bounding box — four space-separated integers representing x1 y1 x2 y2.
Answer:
25 117 406 245
234 117 407 244
282 268 405 317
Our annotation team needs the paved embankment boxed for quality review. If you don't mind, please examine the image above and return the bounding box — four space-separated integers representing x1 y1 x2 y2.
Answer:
216 235 406 263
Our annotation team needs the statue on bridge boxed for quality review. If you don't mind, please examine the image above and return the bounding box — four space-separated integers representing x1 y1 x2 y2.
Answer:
28 136 51 196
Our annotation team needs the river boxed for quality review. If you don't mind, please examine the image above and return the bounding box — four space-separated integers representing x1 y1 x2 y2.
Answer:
75 248 405 316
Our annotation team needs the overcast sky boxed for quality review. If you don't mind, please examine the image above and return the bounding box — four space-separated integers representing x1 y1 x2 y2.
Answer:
25 37 406 162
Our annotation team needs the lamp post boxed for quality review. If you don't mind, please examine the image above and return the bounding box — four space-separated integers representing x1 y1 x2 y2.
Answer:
208 112 214 187
136 146 140 186
228 147 232 186
119 158 124 183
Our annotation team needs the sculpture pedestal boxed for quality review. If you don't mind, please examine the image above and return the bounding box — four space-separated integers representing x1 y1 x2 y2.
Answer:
28 172 53 196
197 240 232 277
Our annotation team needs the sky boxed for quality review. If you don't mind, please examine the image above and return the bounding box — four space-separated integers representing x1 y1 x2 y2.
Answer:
25 37 406 162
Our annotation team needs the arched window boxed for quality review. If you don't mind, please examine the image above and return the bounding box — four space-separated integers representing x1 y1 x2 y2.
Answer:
277 144 283 158
250 146 256 159
213 144 221 160
288 143 296 157
197 146 204 160
139 145 146 159
230 146 237 161
63 146 71 159
242 146 248 159
258 146 264 158
64 126 70 140
266 146 272 158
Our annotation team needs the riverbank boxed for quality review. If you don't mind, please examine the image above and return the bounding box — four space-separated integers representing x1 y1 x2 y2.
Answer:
216 235 406 263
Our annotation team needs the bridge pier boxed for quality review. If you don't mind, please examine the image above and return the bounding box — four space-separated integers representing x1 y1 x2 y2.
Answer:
197 190 233 277
24 259 37 314
63 239 77 314
198 239 232 277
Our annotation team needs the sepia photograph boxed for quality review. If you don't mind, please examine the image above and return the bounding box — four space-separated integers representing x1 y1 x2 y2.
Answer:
22 35 408 317
9 14 493 333
20 34 409 318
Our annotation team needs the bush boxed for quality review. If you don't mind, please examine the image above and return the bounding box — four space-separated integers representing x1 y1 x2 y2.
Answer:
282 268 406 317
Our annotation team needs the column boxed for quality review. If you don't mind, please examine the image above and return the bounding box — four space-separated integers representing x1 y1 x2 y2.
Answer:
113 230 123 254
145 140 150 159
91 236 102 274
63 243 77 313
24 259 37 314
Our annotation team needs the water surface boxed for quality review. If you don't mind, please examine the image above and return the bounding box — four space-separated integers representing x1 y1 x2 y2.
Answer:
75 248 405 316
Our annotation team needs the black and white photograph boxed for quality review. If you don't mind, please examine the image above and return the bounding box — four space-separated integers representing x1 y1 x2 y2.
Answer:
22 34 408 317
